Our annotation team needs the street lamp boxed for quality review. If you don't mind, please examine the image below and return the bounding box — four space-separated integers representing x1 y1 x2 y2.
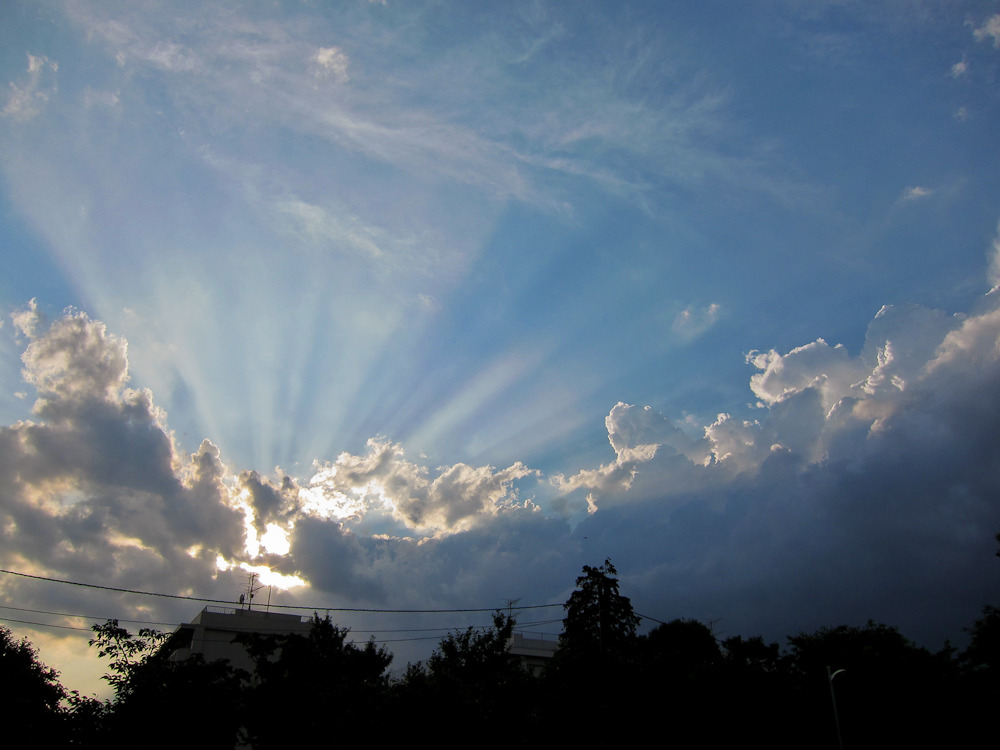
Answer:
827 665 846 750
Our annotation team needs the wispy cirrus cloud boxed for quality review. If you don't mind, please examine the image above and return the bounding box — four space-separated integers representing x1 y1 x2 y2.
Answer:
1 53 57 122
899 185 933 202
672 303 721 342
310 46 350 83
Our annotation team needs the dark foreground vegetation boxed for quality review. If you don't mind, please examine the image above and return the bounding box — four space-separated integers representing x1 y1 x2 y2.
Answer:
2 559 999 749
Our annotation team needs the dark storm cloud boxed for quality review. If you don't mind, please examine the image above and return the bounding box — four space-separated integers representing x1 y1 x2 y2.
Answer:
549 299 1000 645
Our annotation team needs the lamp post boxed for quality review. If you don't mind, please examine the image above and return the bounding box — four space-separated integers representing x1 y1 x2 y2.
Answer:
827 665 846 750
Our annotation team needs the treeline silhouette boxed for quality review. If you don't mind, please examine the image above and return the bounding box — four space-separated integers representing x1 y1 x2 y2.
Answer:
2 558 998 749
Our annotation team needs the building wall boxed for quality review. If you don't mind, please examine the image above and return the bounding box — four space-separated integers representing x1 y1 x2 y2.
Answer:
167 607 313 673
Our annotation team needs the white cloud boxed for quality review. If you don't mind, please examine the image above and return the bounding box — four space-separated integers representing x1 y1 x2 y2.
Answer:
57 0 769 218
672 303 721 342
146 41 201 72
10 299 41 339
0 311 248 595
274 198 384 258
551 403 658 502
552 402 712 509
2 53 57 122
311 47 350 83
950 60 968 77
899 185 932 202
301 438 538 535
5 1 1000 693
926 303 1000 376
556 296 980 506
987 221 1000 292
6 287 1000 695
973 15 1000 47
20 311 132 411
82 86 121 108
747 339 867 413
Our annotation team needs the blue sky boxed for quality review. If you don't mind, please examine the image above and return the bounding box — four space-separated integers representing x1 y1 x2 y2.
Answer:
3 0 1000 695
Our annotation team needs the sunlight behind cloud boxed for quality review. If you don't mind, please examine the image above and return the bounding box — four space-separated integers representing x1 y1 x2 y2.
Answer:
4 0 1000 703
239 563 306 590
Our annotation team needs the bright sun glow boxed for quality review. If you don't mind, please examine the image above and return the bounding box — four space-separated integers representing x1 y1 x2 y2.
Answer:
299 469 370 520
239 562 306 590
260 523 290 555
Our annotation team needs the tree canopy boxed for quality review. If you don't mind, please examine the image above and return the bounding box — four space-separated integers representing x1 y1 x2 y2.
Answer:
560 558 639 661
0 625 67 741
238 614 393 748
5 551 1000 748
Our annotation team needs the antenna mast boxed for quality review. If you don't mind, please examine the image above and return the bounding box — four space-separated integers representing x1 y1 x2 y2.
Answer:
243 572 263 610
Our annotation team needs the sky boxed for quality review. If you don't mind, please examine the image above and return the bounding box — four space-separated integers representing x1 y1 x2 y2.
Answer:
3 0 1000 697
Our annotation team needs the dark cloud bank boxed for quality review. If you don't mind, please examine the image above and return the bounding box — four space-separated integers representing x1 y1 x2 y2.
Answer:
3 291 1000 672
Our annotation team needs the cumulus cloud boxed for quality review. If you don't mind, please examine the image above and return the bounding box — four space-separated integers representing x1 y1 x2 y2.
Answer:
558 297 984 515
20 310 132 413
237 469 301 537
552 404 658 503
6 285 1000 685
548 290 1000 644
748 339 866 412
300 438 538 535
552 402 712 511
0 308 552 612
10 298 42 339
0 311 248 608
712 304 963 468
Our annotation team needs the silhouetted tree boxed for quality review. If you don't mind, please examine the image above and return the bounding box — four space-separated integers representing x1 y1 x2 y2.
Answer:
396 612 537 737
0 626 68 744
717 634 794 746
89 619 245 749
722 634 783 675
956 603 1000 739
786 621 954 749
963 604 1000 676
629 620 725 744
559 559 639 662
239 614 392 748
547 560 641 741
643 618 721 675
425 611 517 682
89 620 168 700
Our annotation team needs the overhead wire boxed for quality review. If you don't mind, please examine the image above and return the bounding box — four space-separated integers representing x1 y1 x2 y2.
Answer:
0 604 562 646
0 568 562 614
0 568 569 651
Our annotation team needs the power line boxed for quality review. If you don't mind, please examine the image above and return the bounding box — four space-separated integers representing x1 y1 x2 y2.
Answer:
636 611 669 626
0 604 562 642
0 568 563 614
0 604 178 628
0 616 93 633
